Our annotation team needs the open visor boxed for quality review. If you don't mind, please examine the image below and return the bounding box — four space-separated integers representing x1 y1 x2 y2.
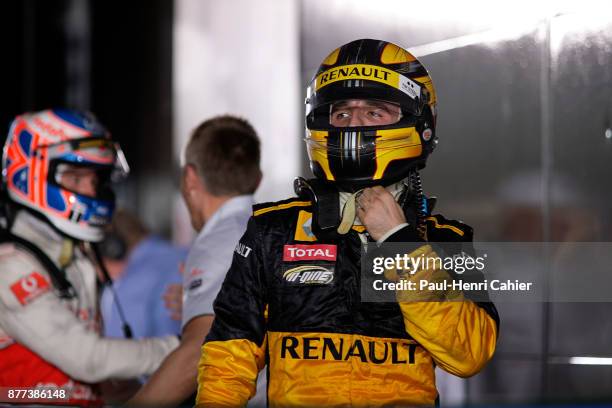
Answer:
43 137 130 182
307 97 422 133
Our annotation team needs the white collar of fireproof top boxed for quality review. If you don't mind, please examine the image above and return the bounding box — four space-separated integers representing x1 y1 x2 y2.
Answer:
11 210 66 265
338 179 408 227
197 194 255 239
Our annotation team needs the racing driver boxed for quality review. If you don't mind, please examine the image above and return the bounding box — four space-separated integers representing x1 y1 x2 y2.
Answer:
0 109 178 405
196 39 499 406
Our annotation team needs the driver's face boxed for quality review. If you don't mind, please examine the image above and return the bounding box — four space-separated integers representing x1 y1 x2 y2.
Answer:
58 165 99 197
330 99 402 127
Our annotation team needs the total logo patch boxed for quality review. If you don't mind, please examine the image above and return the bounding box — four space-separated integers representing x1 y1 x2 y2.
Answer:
10 271 50 306
282 265 334 285
283 244 337 261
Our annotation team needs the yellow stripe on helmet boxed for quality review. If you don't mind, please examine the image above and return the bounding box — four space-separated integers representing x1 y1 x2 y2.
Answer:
380 43 417 64
306 130 335 181
373 128 422 180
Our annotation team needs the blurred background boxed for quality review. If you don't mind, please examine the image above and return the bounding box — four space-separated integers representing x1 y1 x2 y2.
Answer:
1 0 612 404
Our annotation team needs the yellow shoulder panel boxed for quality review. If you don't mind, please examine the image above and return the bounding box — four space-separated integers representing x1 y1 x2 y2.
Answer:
253 201 311 217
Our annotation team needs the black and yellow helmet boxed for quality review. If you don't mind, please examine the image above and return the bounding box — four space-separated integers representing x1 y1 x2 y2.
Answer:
305 39 437 191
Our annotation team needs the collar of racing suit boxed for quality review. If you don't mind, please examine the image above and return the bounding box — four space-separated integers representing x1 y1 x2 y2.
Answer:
10 210 75 268
338 179 408 227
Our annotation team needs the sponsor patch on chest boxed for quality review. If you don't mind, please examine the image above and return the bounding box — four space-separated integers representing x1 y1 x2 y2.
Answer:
283 244 337 261
282 265 334 285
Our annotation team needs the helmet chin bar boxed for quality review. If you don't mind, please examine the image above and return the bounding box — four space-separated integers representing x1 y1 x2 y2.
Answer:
48 212 106 242
307 122 432 192
306 100 435 190
311 160 426 193
9 190 112 243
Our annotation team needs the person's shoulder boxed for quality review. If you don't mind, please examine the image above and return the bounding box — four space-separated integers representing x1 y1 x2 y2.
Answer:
0 242 55 309
425 213 473 242
0 242 50 283
252 196 313 221
245 196 314 239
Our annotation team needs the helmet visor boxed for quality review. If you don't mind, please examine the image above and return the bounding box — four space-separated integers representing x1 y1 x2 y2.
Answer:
44 137 130 182
329 99 403 128
41 137 129 201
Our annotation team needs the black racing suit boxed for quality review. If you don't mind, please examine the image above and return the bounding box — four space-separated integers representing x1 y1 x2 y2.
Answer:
196 197 499 407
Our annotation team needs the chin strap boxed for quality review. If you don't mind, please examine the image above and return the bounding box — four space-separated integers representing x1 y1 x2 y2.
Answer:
59 238 74 268
337 189 364 235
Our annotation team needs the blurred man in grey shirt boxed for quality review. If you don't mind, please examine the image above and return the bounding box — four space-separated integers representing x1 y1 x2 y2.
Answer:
129 115 263 407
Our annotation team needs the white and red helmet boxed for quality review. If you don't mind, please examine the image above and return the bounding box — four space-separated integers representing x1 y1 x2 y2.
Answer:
2 109 129 242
